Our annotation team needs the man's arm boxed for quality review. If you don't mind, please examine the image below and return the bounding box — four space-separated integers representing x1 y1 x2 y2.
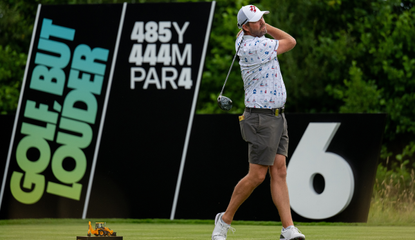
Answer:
265 24 296 54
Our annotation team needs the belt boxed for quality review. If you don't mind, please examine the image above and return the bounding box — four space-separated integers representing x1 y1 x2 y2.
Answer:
245 107 284 116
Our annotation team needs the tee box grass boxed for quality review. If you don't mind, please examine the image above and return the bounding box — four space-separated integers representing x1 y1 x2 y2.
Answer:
1 219 415 240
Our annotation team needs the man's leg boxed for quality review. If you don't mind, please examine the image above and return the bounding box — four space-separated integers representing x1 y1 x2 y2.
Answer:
269 154 293 228
221 163 269 224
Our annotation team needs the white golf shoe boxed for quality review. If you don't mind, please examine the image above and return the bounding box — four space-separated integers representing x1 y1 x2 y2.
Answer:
280 226 305 240
212 212 235 240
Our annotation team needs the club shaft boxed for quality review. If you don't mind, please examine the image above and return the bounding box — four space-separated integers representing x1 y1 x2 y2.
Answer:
220 38 243 96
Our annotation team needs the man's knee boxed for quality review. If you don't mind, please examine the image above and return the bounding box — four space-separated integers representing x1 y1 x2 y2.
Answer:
276 167 287 179
255 173 267 185
270 163 287 180
247 167 267 186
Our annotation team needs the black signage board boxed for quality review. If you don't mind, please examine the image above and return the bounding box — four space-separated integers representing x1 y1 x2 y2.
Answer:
0 4 123 218
86 2 215 219
0 2 215 219
175 113 386 222
0 112 386 222
0 115 14 184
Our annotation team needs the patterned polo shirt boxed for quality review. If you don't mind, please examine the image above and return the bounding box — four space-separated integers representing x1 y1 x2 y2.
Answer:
236 33 286 109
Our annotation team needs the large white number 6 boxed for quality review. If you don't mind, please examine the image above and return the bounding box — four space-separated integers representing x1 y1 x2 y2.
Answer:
287 123 354 219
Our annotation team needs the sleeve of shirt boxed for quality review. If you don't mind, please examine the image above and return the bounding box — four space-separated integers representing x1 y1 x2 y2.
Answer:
274 39 280 54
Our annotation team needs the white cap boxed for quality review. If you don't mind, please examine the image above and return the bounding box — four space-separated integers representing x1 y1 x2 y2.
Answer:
237 5 269 29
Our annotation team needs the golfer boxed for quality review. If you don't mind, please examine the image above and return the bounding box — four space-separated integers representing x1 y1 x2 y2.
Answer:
212 5 305 240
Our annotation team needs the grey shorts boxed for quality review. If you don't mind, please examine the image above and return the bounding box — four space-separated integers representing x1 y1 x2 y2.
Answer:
239 109 288 166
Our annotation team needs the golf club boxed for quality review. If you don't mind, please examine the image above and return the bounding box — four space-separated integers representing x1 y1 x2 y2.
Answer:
217 37 244 111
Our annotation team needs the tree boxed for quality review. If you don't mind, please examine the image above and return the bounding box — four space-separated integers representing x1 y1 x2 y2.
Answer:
317 0 415 166
0 0 35 114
